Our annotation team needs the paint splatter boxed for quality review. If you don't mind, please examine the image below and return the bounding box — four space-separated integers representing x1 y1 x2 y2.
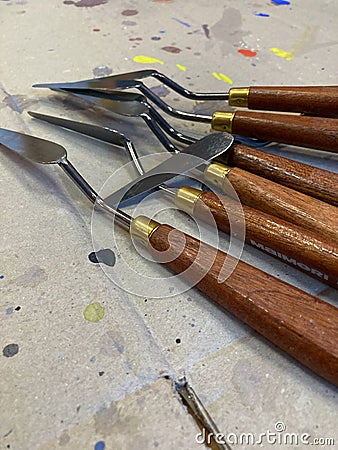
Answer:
6 307 13 315
59 432 71 446
150 85 170 97
151 36 161 41
88 249 116 267
172 18 191 27
64 0 108 6
176 64 186 71
255 13 270 17
271 0 290 5
162 46 181 54
14 266 47 288
122 9 138 16
202 24 210 39
238 49 257 57
122 20 137 26
270 47 294 60
94 442 105 450
4 94 36 114
83 302 105 323
3 344 19 357
92 65 113 77
210 7 248 54
133 55 164 64
270 26 314 61
0 275 4 279
212 72 233 85
93 28 100 32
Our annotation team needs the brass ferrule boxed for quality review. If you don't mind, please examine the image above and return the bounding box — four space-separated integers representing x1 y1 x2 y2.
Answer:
204 163 231 189
130 215 160 247
174 186 203 215
228 87 250 107
211 111 235 133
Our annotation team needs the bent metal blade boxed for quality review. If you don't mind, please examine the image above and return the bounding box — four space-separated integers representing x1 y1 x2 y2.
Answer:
103 132 234 207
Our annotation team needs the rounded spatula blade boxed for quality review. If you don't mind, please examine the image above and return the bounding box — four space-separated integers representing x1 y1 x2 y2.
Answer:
0 127 66 164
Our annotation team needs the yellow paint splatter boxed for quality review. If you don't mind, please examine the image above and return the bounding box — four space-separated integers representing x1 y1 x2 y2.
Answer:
269 47 294 60
133 55 164 65
270 26 313 61
83 302 105 323
212 72 233 85
176 64 186 71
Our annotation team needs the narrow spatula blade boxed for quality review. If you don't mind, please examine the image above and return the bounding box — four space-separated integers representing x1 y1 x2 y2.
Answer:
0 128 66 164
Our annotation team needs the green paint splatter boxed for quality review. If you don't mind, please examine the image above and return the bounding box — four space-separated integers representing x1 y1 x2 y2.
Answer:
83 302 105 322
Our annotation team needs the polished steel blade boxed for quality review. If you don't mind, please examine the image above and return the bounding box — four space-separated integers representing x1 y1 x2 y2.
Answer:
33 69 157 90
0 127 66 164
53 88 149 117
28 111 146 176
104 132 234 206
28 111 128 148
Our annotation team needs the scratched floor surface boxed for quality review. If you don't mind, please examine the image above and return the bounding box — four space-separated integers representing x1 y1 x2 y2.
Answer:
0 1 337 449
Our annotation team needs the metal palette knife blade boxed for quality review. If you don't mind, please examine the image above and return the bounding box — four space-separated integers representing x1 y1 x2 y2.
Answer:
104 132 234 207
0 127 66 163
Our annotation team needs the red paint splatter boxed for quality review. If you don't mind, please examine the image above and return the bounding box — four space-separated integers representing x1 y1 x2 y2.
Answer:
238 49 257 57
93 28 100 32
122 9 138 16
162 46 181 54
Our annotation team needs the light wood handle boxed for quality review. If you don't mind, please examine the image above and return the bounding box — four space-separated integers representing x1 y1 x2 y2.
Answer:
212 110 338 153
194 191 338 288
247 86 338 115
148 223 338 385
217 143 338 207
221 167 338 242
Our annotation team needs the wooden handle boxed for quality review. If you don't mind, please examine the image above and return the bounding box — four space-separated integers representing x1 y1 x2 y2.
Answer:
247 86 338 116
219 143 338 207
213 110 338 153
195 191 338 288
221 167 338 242
148 224 338 385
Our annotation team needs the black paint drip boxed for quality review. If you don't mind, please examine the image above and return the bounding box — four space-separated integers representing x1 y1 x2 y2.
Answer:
88 249 116 267
3 343 19 357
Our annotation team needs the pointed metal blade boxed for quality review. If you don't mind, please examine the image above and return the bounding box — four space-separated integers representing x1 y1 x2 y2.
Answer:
33 69 158 90
0 127 66 164
28 111 128 148
104 132 234 207
52 88 149 117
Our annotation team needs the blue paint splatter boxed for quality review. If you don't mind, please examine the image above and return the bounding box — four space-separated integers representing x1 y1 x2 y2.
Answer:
271 0 290 5
94 442 105 450
172 18 191 27
6 307 13 315
159 30 166 34
0 275 4 279
255 12 270 17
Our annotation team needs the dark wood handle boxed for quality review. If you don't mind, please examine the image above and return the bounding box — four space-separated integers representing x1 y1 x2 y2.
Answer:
149 224 338 385
232 111 338 153
248 86 338 116
222 167 338 243
196 191 338 288
221 143 338 207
